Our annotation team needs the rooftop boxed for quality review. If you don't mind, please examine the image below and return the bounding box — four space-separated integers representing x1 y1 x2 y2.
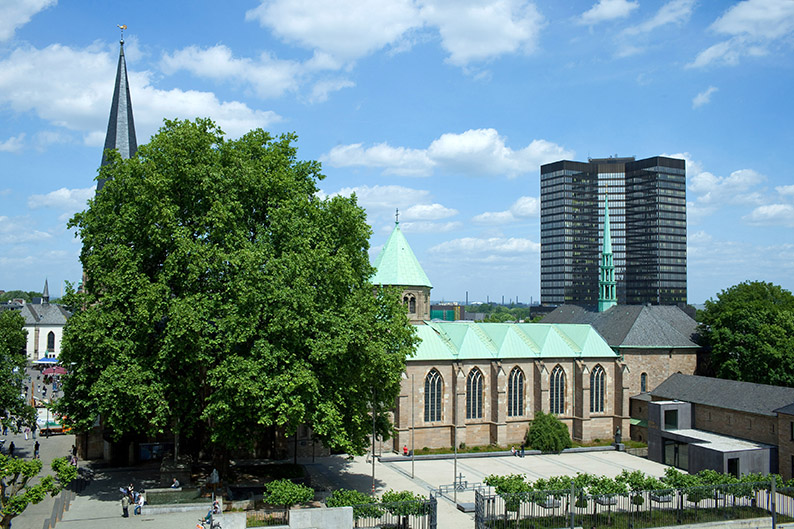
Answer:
411 321 618 361
371 222 432 288
652 373 794 417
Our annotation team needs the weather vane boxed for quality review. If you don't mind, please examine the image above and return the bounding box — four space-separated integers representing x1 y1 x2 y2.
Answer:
117 24 127 44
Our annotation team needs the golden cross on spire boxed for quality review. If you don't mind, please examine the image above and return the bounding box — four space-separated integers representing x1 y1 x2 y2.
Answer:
117 24 127 44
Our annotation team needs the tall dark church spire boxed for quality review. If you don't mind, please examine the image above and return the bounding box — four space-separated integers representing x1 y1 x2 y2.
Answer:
97 31 137 191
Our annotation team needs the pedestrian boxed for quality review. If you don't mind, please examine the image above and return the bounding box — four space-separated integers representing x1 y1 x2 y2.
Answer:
403 445 408 456
32 423 37 439
121 494 130 517
510 446 516 456
2 423 7 436
34 440 40 459
71 444 77 457
8 441 15 457
171 477 180 488
520 442 525 458
24 427 29 440
134 493 144 515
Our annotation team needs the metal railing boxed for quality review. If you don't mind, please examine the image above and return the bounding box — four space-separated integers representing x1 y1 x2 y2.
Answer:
350 496 437 529
245 508 288 527
475 481 792 529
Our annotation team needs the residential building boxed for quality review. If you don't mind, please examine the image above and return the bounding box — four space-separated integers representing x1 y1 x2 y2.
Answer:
540 156 686 306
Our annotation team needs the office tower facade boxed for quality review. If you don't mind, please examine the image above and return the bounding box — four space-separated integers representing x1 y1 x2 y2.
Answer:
540 156 686 306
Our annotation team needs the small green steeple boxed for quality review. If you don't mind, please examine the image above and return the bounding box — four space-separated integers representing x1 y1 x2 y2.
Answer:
598 193 617 312
371 214 432 288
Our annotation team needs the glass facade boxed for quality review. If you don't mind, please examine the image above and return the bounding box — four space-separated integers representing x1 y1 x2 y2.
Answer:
540 156 686 306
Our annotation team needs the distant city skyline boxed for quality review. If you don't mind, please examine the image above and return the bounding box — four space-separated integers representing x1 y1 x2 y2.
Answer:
2 1 794 305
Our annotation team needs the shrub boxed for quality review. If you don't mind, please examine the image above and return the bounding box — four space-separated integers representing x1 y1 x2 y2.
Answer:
326 489 382 519
526 411 572 453
263 479 313 509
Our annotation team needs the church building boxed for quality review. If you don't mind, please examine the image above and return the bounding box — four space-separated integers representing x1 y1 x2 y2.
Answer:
374 202 699 452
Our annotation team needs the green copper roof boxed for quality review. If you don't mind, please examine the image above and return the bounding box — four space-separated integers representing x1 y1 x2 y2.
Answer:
603 194 612 255
410 321 617 361
371 223 432 288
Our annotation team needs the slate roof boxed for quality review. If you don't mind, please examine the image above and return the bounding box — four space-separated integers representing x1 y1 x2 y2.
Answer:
97 40 138 192
20 303 71 326
371 222 432 288
541 304 698 349
651 373 794 417
410 321 618 361
774 403 794 416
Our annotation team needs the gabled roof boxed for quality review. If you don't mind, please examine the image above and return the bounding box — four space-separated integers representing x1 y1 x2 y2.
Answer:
19 303 71 326
652 373 794 417
97 39 138 192
410 321 617 361
541 304 699 349
371 222 432 288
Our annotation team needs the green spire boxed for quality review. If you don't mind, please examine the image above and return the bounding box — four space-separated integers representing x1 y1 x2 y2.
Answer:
371 219 432 288
598 193 617 311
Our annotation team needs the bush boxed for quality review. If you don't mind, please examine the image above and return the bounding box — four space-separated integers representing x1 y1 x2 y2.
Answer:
526 411 572 453
263 479 313 509
326 489 382 519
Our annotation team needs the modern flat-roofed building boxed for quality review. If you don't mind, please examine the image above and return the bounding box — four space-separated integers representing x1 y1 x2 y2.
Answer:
540 156 686 306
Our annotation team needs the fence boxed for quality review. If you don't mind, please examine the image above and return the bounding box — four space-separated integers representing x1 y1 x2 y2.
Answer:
348 496 437 529
245 508 289 527
475 481 794 529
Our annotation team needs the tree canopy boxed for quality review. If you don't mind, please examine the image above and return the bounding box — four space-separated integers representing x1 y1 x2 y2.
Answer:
59 118 417 458
525 411 572 453
0 291 43 304
697 281 794 387
0 456 76 529
0 311 35 427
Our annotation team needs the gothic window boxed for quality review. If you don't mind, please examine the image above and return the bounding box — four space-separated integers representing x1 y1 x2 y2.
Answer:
403 294 417 314
550 366 565 415
424 369 442 422
640 373 648 393
508 367 524 417
466 368 483 419
47 331 55 352
590 365 605 413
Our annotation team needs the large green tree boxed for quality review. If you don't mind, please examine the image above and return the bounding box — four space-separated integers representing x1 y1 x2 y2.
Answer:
59 118 416 459
698 281 794 387
0 311 35 427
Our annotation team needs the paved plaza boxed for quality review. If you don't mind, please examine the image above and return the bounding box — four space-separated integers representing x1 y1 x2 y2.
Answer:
13 448 670 529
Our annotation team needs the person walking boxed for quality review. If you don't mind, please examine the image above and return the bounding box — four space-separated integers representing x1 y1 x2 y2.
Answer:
8 441 15 458
34 441 40 459
121 495 130 518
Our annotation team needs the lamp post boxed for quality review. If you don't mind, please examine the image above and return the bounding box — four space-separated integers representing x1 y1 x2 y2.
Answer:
411 374 415 479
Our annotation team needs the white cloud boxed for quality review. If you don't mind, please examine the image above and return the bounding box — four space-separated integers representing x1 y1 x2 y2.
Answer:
246 0 421 63
473 195 539 224
330 184 431 211
161 45 302 99
0 133 25 152
0 215 52 244
692 86 718 109
0 43 281 148
324 143 434 177
28 186 94 212
777 185 794 196
579 0 639 25
428 236 540 262
402 203 458 220
246 0 545 68
420 0 545 66
400 221 462 233
326 128 572 179
309 78 356 103
0 0 56 41
623 0 694 36
689 0 794 68
743 204 794 227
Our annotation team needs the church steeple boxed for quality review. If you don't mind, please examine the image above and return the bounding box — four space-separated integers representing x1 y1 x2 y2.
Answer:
598 193 617 312
97 31 137 192
42 278 50 304
371 213 433 323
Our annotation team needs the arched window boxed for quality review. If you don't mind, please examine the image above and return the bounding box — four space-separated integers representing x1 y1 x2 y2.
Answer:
508 367 524 417
466 368 483 419
47 331 55 352
590 365 605 413
409 297 416 314
550 366 565 415
640 373 648 393
424 369 442 422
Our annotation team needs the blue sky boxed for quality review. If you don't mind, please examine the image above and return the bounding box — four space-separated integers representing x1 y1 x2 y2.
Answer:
1 0 793 304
